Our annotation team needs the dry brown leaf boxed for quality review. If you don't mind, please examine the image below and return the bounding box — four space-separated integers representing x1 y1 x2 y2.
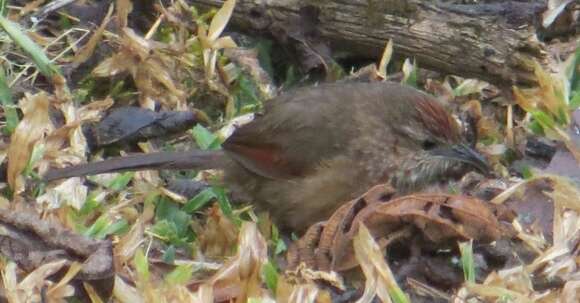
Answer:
213 36 237 49
195 284 214 303
198 0 238 80
114 218 145 266
401 58 415 83
543 0 575 27
36 177 88 209
113 275 143 303
92 28 188 108
287 184 393 271
92 53 134 77
512 61 580 162
521 175 580 281
561 280 580 303
284 263 344 292
1 262 20 303
7 92 52 193
72 4 114 65
116 0 133 29
453 79 489 97
377 40 393 80
287 284 321 303
207 0 236 42
463 282 534 303
290 185 505 272
40 97 112 178
407 278 451 301
84 281 105 303
287 222 324 270
354 224 403 303
324 185 393 270
2 259 77 302
196 204 238 258
458 173 580 301
202 221 268 302
46 261 82 299
534 62 567 119
18 0 47 18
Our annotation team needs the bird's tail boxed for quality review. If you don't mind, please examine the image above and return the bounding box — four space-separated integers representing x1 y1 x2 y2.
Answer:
44 150 226 181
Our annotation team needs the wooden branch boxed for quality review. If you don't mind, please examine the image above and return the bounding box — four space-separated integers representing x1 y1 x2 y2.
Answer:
191 0 555 87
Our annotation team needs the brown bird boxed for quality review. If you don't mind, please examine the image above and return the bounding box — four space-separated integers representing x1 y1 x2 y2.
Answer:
45 82 489 231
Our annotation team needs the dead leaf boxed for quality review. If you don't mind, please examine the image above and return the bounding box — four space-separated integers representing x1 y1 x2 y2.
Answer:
113 275 143 303
86 107 200 148
542 0 575 28
196 204 239 258
199 221 268 302
36 177 88 210
2 260 74 302
116 0 133 29
7 92 52 193
72 4 114 66
354 224 407 303
207 0 236 42
377 40 393 80
290 185 506 272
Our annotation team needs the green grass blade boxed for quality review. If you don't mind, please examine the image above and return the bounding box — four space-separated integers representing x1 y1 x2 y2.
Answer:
459 240 476 283
0 66 18 133
0 0 6 17
569 43 580 106
0 15 62 79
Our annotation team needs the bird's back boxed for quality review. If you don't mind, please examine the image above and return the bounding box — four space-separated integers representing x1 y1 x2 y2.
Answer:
222 81 432 230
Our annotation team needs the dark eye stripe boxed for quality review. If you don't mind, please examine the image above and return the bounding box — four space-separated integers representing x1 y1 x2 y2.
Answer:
422 140 437 150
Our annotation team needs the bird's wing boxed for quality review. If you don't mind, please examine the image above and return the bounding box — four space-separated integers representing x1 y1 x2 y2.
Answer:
223 84 359 179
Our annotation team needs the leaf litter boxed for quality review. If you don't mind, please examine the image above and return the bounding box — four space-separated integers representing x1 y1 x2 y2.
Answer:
0 0 579 302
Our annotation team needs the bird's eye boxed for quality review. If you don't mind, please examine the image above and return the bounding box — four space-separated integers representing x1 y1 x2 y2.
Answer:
422 140 437 150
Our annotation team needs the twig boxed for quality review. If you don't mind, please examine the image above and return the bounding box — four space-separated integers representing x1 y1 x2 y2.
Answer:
31 0 79 22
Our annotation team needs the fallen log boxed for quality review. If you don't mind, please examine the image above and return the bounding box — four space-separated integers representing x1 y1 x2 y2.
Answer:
192 0 568 87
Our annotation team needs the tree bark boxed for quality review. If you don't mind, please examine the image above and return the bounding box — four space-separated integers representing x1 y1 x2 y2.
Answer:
191 0 555 87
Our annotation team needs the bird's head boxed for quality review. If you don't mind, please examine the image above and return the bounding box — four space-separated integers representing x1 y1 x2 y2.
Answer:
389 94 490 192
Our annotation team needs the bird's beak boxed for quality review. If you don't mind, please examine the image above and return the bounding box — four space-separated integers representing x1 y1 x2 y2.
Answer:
432 143 491 174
